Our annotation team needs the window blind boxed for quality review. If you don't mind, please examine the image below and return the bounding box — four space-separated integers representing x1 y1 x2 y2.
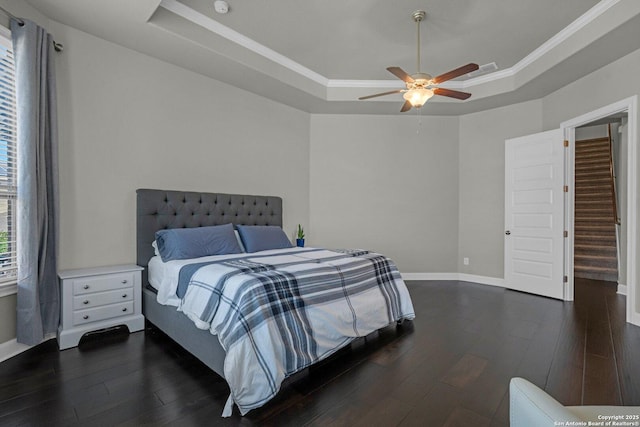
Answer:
0 31 17 283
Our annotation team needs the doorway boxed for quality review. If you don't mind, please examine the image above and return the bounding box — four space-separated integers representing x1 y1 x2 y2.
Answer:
573 119 622 283
562 96 638 325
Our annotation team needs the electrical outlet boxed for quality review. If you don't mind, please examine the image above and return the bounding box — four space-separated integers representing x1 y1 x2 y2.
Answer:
463 257 469 266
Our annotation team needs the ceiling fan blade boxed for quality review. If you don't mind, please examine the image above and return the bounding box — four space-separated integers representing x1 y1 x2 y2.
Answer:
433 87 472 100
358 89 403 100
432 63 479 84
387 67 414 83
400 100 412 112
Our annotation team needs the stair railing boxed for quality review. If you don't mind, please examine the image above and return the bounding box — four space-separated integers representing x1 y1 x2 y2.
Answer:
607 124 620 225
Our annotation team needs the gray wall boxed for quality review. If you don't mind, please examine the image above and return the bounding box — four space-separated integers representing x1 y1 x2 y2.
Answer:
458 100 543 278
575 124 607 140
541 49 640 131
0 293 16 343
50 23 311 270
309 114 460 273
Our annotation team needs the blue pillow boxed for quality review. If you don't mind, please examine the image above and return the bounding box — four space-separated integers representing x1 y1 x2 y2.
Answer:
155 223 242 262
236 225 292 253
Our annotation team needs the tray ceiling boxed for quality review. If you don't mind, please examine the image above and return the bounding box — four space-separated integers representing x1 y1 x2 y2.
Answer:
23 0 640 114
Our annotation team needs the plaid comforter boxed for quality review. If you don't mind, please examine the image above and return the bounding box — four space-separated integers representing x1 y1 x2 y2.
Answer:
175 248 415 416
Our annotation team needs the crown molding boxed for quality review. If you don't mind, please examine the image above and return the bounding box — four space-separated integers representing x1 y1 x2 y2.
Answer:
327 80 404 89
159 0 329 86
511 0 620 75
159 0 620 96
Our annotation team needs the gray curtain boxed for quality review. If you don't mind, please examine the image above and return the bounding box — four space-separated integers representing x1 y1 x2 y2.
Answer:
11 18 60 346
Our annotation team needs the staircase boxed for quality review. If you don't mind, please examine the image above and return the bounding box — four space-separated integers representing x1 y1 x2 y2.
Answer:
574 136 618 282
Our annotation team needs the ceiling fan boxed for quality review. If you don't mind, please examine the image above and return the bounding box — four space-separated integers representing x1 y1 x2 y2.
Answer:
359 10 479 112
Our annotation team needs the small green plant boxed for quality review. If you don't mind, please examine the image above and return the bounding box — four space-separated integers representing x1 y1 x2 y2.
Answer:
296 224 305 240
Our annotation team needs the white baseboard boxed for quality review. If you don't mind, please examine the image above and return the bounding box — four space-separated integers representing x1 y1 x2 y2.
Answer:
617 283 627 295
0 333 56 363
458 273 505 288
0 338 31 363
400 273 459 281
401 272 504 288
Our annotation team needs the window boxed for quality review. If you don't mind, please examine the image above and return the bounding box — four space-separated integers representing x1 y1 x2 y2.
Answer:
0 30 16 285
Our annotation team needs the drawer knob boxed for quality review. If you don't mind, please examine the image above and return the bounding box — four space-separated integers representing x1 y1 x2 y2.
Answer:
83 284 89 290
121 280 128 284
83 315 89 320
122 294 127 298
122 307 127 312
83 300 89 305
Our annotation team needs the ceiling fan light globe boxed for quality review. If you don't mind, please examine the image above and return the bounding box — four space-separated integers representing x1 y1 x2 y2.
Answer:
403 88 434 108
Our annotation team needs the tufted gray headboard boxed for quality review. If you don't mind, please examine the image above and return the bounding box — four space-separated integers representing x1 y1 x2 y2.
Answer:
136 189 283 285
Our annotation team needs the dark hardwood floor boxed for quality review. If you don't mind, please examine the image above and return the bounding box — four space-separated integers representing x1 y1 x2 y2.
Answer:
1 278 639 426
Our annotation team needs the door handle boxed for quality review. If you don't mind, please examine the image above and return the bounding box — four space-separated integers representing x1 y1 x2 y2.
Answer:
505 230 511 235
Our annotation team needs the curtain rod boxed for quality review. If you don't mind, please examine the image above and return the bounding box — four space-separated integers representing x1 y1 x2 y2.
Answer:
0 5 64 52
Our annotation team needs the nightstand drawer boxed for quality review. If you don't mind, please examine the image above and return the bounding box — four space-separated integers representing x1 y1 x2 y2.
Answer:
73 301 134 326
72 272 134 295
73 288 134 310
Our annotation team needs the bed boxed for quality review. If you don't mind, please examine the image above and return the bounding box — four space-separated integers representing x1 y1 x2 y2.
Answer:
136 189 415 416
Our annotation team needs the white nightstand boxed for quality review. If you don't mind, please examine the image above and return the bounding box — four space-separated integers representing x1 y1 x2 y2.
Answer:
57 264 145 350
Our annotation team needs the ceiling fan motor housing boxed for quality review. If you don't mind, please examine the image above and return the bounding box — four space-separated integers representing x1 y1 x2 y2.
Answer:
409 72 433 89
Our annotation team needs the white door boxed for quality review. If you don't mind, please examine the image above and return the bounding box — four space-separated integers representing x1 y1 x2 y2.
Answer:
504 129 565 299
